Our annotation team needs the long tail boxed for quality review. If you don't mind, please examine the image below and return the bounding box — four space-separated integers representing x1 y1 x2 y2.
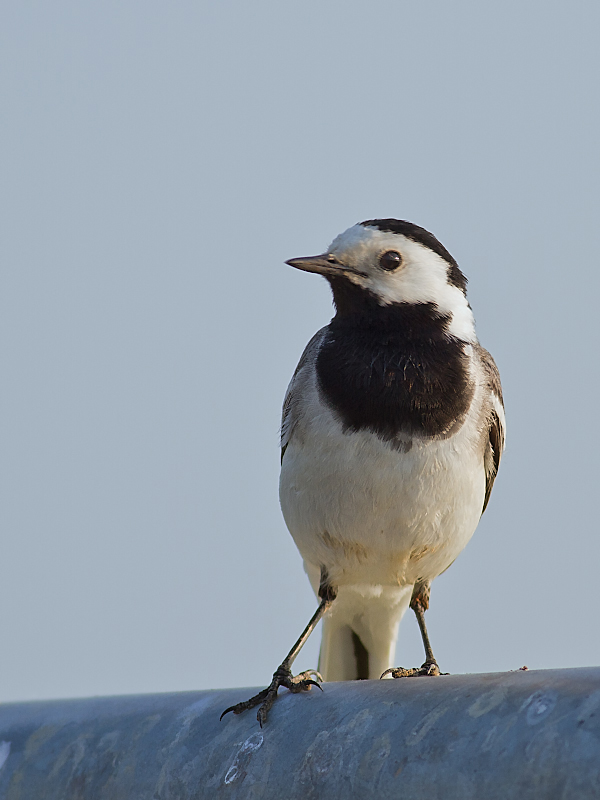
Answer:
317 587 412 681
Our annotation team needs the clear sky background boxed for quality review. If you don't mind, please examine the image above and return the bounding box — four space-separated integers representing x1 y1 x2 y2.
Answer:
1 1 599 702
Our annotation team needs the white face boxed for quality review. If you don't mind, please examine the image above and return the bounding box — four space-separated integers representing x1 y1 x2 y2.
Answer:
327 224 476 342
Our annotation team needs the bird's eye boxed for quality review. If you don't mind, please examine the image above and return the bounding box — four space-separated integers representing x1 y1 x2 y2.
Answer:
379 250 402 271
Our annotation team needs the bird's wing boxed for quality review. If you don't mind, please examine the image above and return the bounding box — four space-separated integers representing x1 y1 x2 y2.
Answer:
281 327 328 463
475 345 505 514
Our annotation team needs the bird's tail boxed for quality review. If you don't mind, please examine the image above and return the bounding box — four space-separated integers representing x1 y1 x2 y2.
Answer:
317 588 412 681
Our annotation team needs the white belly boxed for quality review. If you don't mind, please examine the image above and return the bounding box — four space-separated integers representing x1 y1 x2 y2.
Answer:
279 403 486 589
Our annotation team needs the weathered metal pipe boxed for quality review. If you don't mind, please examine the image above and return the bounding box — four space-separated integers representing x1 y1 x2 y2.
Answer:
0 667 599 799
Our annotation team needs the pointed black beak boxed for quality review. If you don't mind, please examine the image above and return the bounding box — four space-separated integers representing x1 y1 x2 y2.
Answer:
285 253 343 275
285 254 366 278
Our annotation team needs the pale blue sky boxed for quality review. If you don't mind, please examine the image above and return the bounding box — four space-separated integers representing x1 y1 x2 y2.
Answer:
1 0 599 701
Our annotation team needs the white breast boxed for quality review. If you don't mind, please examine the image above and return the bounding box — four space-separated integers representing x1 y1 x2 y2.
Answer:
279 361 487 590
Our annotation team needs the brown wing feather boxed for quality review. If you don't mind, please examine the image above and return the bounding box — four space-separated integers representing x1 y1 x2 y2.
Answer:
482 409 503 513
476 345 505 514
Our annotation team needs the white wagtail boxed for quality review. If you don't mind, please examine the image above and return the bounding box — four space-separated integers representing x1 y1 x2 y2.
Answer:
223 219 505 726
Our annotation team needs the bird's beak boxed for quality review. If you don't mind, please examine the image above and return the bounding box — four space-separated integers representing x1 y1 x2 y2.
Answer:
285 253 356 277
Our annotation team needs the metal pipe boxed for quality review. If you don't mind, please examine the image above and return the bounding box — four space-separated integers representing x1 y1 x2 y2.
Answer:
0 667 599 799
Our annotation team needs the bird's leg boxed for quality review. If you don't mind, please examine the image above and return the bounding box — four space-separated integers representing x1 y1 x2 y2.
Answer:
221 574 337 727
381 581 443 679
410 584 441 675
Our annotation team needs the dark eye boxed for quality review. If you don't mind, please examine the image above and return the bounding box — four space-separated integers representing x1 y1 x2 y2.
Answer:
379 250 402 271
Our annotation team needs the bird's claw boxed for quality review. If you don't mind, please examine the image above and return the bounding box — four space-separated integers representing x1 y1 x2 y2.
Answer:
220 666 323 727
381 660 443 679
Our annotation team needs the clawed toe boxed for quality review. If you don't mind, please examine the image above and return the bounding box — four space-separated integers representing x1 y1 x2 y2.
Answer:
288 669 323 692
221 666 322 727
381 660 443 679
220 687 270 721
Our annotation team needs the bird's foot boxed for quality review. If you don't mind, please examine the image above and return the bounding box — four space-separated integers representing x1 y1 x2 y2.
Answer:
381 660 443 679
220 666 322 727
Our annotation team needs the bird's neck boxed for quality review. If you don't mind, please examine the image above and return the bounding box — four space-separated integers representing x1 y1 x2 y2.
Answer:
328 278 449 340
319 277 475 440
327 276 475 343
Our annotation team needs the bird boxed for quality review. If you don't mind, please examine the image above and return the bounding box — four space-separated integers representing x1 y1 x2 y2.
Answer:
222 218 505 726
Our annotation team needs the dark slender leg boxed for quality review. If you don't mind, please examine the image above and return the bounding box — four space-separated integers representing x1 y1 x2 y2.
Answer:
410 597 441 675
221 576 337 727
381 581 443 679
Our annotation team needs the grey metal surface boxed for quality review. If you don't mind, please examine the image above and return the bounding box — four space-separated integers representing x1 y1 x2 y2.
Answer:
0 668 598 799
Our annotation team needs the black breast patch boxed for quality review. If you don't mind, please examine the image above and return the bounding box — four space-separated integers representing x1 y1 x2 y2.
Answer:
316 300 474 442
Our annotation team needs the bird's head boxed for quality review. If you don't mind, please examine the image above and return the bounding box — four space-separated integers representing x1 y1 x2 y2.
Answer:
286 219 475 341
